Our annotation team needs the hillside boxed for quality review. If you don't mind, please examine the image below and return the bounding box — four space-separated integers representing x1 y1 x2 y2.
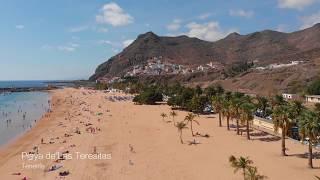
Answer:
90 24 320 95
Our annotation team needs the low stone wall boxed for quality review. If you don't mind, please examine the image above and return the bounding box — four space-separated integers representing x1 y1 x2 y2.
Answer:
253 116 282 134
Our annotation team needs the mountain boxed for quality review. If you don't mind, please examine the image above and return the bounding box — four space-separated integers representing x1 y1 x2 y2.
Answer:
90 24 320 95
90 32 213 80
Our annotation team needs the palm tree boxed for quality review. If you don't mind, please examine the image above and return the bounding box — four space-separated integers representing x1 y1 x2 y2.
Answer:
170 111 177 125
195 85 203 96
289 100 305 119
272 103 292 156
229 155 253 180
256 96 269 117
245 166 267 180
230 96 243 135
176 121 188 144
271 95 286 108
212 95 224 127
204 85 217 99
160 113 167 122
240 102 256 140
298 109 320 168
222 99 232 130
184 113 199 136
315 103 320 113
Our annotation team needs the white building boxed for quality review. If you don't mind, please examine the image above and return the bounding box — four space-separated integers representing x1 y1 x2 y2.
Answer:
282 93 295 100
305 95 320 103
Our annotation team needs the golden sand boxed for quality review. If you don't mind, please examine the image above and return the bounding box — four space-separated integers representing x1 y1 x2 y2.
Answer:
0 88 318 180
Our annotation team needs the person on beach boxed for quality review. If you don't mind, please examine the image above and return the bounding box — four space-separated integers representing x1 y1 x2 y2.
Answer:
93 146 97 154
23 112 26 120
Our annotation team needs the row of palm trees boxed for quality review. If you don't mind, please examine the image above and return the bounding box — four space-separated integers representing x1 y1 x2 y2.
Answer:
160 91 320 169
161 91 320 171
212 92 256 140
212 92 320 169
161 111 190 144
161 111 199 144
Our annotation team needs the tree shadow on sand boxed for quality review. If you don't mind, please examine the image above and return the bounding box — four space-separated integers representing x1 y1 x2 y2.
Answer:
289 152 320 159
255 135 281 142
206 116 217 119
195 132 210 138
187 139 201 145
248 131 281 142
250 131 269 137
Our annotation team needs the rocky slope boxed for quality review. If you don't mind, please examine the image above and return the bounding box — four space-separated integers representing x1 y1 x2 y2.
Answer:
90 24 320 95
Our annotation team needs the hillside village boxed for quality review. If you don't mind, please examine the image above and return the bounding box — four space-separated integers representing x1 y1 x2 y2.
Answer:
124 56 220 77
255 60 305 70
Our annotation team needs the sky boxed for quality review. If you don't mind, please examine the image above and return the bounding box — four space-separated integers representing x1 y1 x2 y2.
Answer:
0 0 320 80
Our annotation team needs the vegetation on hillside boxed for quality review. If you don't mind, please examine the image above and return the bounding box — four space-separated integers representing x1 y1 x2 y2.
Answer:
307 78 320 95
223 61 254 78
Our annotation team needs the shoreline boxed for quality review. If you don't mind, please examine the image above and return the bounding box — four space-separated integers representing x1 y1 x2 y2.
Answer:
0 90 53 151
0 87 58 93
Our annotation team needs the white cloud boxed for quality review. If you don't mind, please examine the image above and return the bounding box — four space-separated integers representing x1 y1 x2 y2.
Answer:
276 24 289 32
122 39 134 48
183 21 236 41
68 26 88 32
278 0 317 10
229 9 254 18
41 44 53 50
69 43 79 47
58 46 76 52
167 19 182 31
58 43 79 52
15 25 25 30
96 2 133 27
41 43 79 52
111 48 120 53
300 11 320 29
198 13 212 20
98 38 134 50
97 27 108 32
98 40 115 46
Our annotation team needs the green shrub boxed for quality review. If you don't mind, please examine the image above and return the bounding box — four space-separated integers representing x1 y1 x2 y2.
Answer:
307 79 320 95
95 83 108 90
133 87 163 105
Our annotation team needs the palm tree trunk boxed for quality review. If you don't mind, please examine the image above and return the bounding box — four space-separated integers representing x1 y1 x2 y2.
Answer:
281 129 286 156
219 111 222 127
227 116 230 131
308 141 313 168
191 122 194 136
180 131 183 144
242 168 246 180
246 120 250 140
236 119 240 135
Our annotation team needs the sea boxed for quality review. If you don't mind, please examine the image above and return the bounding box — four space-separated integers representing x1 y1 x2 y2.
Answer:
0 81 53 146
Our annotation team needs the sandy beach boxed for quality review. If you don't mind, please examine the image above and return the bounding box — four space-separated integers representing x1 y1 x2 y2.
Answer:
0 88 319 180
